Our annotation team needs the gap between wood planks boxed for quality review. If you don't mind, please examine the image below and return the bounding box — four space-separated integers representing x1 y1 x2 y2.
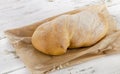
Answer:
2 66 25 74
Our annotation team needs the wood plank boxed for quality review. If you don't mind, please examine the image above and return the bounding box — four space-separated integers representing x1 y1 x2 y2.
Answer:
0 38 25 74
3 67 30 74
0 0 74 38
108 4 120 29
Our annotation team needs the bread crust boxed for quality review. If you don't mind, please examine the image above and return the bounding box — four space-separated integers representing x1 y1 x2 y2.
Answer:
32 5 108 55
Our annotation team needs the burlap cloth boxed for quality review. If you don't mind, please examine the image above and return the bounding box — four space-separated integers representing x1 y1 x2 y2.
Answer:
5 5 120 74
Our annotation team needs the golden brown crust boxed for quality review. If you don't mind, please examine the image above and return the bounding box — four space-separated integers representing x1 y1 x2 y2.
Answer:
32 5 109 55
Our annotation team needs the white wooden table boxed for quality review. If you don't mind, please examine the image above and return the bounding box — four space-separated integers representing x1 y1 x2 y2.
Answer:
0 0 120 74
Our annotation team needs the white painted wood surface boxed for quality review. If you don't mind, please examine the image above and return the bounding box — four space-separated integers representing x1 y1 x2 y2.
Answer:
0 0 120 74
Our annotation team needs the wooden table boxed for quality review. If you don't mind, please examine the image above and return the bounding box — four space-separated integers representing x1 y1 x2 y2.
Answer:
0 0 120 74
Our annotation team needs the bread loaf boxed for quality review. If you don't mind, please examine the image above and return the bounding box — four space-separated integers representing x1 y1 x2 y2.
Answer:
32 9 108 55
